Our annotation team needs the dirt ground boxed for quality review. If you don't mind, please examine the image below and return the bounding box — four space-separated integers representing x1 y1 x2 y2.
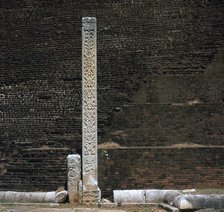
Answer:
1 189 223 212
0 204 165 212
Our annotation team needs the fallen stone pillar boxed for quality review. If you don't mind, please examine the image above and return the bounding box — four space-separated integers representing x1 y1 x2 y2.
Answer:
113 189 181 204
171 194 224 210
145 189 180 203
163 190 183 205
67 154 81 204
0 191 67 203
113 190 145 203
0 191 55 203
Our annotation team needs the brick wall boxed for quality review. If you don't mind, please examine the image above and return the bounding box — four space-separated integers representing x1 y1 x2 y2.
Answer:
0 0 224 193
98 147 224 197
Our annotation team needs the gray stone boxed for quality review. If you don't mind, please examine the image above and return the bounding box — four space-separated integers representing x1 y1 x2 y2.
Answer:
82 16 100 204
67 154 81 204
159 203 179 212
0 191 55 203
145 189 180 203
113 190 145 203
55 190 67 204
172 194 224 210
163 190 182 205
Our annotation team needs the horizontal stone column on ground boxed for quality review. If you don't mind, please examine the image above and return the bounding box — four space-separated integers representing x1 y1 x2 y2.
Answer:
113 190 146 203
114 189 184 204
163 190 183 205
0 191 68 203
145 189 180 203
0 191 56 203
172 194 224 210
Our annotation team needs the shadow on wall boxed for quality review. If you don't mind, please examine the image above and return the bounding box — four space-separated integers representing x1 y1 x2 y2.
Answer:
101 49 224 147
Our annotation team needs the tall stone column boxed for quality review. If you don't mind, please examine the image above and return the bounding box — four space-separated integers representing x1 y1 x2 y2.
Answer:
82 17 101 205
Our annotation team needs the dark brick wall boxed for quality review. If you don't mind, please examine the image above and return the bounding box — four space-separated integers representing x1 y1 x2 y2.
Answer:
0 148 71 191
0 0 224 192
98 147 224 197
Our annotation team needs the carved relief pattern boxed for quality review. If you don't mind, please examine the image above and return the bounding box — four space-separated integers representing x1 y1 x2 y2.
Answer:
82 18 97 177
67 154 81 203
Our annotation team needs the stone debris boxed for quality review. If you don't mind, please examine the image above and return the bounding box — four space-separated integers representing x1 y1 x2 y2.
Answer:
159 203 179 212
55 190 68 204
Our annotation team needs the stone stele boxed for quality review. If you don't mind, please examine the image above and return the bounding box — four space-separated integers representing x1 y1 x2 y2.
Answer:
67 154 81 204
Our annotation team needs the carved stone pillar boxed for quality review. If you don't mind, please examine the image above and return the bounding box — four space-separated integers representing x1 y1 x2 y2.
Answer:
82 17 101 205
67 154 81 204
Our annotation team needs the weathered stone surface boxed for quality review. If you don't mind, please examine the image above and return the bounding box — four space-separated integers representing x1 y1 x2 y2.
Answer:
67 154 81 204
113 190 145 203
82 188 101 206
159 203 179 212
114 189 182 204
82 16 100 204
163 190 182 205
55 190 68 204
0 191 55 203
181 189 196 193
172 194 224 210
145 189 180 203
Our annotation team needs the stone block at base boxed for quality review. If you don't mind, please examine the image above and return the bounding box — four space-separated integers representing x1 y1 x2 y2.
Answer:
82 189 101 205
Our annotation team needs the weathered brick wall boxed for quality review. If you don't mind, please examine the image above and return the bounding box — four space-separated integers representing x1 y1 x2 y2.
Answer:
98 147 224 197
0 148 71 191
0 0 224 192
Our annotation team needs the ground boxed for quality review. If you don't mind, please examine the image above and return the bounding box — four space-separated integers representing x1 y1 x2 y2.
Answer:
1 189 223 212
0 204 165 212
